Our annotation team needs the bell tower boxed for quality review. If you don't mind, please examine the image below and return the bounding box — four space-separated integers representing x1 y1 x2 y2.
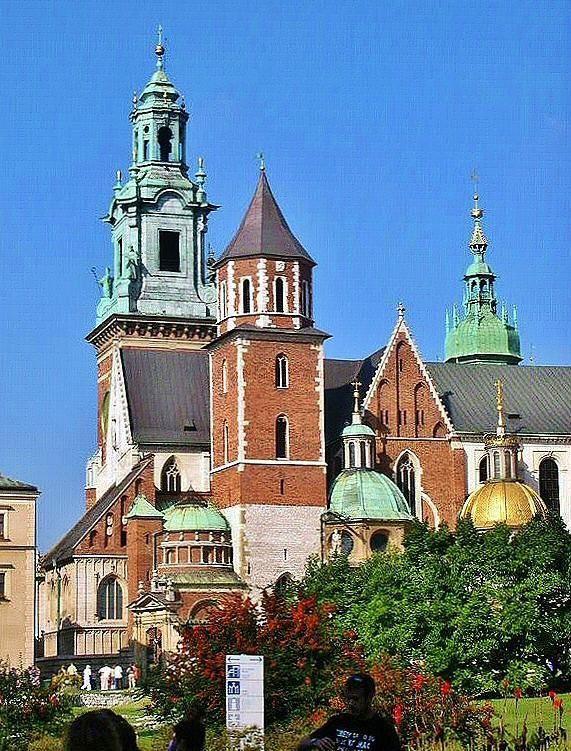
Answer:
93 27 217 328
209 165 329 592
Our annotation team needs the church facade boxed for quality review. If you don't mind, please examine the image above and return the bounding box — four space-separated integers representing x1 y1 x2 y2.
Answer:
37 39 571 670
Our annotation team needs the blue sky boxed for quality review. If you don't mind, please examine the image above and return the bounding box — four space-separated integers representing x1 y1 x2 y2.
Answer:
0 1 569 551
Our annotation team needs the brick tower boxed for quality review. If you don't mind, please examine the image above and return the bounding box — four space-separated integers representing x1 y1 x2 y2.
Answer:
209 165 329 591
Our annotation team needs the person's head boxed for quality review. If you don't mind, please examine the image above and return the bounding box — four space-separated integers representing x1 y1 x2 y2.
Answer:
64 710 122 751
343 673 376 718
100 709 140 751
175 717 206 751
184 701 205 723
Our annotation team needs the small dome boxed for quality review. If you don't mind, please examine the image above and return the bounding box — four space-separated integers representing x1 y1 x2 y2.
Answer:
342 422 376 438
460 480 548 530
163 503 229 532
465 259 494 277
445 309 521 364
329 469 413 521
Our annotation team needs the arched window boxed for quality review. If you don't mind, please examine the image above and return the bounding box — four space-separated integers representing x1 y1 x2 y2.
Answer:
504 451 512 478
348 442 356 468
100 391 110 440
97 577 123 620
241 278 252 313
479 456 488 484
396 454 416 516
275 277 285 312
219 280 227 320
275 354 288 388
433 422 446 438
274 573 293 597
276 416 289 459
223 421 229 464
493 452 500 478
158 126 173 162
360 442 367 468
539 458 560 514
222 359 228 394
370 531 389 553
161 456 181 493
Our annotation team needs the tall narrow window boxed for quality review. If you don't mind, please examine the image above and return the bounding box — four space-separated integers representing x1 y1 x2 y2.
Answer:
143 140 149 160
117 237 123 275
159 231 180 272
97 577 123 620
275 354 288 388
360 442 367 468
275 277 285 312
348 443 356 468
0 572 5 599
301 280 311 317
223 421 229 464
479 456 488 484
222 360 228 394
0 513 5 540
219 280 228 320
397 454 416 516
493 452 500 478
161 456 181 493
276 416 288 459
504 451 512 478
158 126 173 161
241 278 252 313
539 458 560 514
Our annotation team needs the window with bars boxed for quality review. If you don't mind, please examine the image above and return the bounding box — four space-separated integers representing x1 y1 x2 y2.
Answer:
97 577 123 620
397 454 416 516
539 458 560 514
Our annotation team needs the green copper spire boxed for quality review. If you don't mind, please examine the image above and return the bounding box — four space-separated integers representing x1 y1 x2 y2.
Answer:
94 29 217 326
444 192 522 365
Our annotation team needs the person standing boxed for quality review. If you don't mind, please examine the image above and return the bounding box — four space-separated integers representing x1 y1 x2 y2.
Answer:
297 673 402 751
126 664 136 689
81 665 92 691
113 664 123 690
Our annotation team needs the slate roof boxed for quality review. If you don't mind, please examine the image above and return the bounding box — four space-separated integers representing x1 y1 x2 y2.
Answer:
43 458 152 567
324 347 385 445
0 473 37 491
426 363 571 435
122 349 210 446
217 171 316 266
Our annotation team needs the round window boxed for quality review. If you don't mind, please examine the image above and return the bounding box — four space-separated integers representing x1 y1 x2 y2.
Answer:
370 531 389 553
340 531 354 555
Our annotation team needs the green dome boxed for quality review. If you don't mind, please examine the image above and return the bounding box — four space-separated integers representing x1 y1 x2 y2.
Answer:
342 423 376 438
445 309 521 364
329 469 413 521
465 259 494 276
163 503 230 532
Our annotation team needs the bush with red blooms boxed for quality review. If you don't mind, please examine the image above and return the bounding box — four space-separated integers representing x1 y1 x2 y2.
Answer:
149 592 366 725
149 595 494 747
0 661 74 751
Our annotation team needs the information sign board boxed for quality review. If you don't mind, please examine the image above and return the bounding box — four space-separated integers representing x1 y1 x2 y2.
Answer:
225 654 264 732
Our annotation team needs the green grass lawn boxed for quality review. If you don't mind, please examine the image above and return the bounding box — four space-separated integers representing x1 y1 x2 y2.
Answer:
486 693 569 739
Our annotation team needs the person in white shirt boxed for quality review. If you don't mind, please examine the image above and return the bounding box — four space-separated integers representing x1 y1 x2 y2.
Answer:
81 665 92 691
113 664 123 690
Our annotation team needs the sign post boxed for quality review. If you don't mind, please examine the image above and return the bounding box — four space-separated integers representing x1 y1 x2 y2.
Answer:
226 654 264 748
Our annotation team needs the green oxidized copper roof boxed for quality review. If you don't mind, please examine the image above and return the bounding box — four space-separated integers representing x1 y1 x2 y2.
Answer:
465 259 494 276
329 469 413 521
125 494 164 519
445 309 521 364
341 423 376 437
163 503 230 532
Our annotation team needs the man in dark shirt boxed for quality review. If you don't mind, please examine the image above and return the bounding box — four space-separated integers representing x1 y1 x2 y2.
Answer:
297 673 402 751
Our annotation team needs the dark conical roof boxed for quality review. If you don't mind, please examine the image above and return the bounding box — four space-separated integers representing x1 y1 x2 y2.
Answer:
217 171 315 266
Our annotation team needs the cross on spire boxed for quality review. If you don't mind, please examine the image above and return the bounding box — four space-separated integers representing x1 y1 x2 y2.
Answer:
351 379 362 417
155 24 165 70
256 152 265 171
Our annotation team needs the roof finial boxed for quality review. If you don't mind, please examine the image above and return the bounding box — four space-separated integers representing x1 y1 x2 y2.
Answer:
397 301 406 320
155 24 165 70
351 379 362 423
495 378 506 436
256 152 265 171
469 172 487 252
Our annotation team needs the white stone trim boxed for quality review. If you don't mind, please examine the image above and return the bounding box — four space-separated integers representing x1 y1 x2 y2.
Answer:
257 259 268 312
211 459 327 473
227 261 237 316
421 492 441 527
236 340 249 461
314 343 326 463
293 262 300 314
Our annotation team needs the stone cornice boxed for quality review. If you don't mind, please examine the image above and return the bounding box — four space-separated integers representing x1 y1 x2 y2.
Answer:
86 314 216 352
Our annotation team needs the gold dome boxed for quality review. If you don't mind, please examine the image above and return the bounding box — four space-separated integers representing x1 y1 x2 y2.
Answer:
460 480 548 530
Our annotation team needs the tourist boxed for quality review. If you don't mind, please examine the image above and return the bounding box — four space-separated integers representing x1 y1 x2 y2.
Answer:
67 662 78 676
168 702 206 751
127 663 137 689
113 663 124 689
99 664 112 691
81 664 92 691
64 709 123 751
297 673 402 751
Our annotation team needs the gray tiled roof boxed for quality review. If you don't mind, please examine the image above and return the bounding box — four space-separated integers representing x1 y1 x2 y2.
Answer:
42 459 152 566
426 363 571 435
0 473 37 491
324 347 385 445
122 349 210 446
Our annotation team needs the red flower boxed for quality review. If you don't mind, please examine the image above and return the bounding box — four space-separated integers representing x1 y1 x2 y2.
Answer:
413 674 425 692
441 680 452 697
514 687 523 700
393 703 403 729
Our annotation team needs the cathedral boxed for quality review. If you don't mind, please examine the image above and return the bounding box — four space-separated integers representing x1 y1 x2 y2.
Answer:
37 37 571 672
